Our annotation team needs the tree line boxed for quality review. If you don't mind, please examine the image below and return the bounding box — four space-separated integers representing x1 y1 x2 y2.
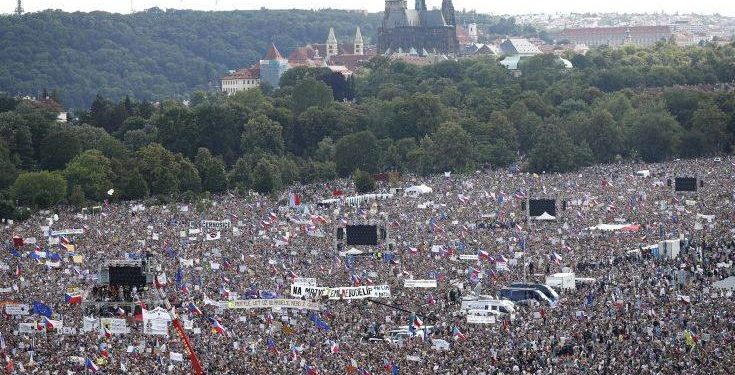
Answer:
0 9 540 109
1 41 735 218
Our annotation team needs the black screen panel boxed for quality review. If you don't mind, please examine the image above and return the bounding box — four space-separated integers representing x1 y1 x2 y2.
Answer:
346 225 378 246
109 266 147 287
529 199 556 217
675 177 697 192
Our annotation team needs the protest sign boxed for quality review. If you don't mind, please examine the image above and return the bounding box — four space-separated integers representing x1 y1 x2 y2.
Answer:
290 284 391 300
467 315 497 324
404 279 437 288
100 318 129 334
459 254 479 260
293 277 317 287
224 299 321 310
201 220 232 229
5 303 30 315
50 229 84 236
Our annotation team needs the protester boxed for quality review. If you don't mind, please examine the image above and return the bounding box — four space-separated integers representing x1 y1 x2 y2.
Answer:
1 156 733 374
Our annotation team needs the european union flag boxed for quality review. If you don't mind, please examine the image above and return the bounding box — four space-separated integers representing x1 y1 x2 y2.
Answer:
309 314 330 331
48 253 62 261
32 301 52 318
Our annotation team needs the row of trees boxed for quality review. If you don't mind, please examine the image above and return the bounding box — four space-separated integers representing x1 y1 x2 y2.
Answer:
2 41 735 217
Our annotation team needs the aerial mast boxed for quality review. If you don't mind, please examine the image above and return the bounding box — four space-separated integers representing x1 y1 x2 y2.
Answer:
15 0 23 15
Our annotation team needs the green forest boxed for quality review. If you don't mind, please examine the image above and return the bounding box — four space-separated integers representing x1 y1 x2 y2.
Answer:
0 9 542 108
2 39 735 219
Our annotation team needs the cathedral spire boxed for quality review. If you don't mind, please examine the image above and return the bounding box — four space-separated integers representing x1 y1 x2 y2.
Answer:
415 0 426 11
354 27 364 55
326 27 338 57
441 0 455 26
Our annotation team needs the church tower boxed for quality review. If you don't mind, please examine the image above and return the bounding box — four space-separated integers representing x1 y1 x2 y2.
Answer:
354 27 364 55
415 0 427 11
326 27 338 58
385 0 407 14
441 0 455 26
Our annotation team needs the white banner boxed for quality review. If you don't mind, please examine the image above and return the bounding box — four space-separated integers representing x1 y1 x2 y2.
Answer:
467 315 497 324
201 220 231 229
18 322 38 334
100 318 129 334
223 299 321 310
143 319 169 335
293 278 317 287
143 307 172 321
459 254 479 260
404 279 437 288
24 237 37 244
61 327 77 335
170 352 184 362
0 287 13 293
5 303 30 315
290 284 391 300
50 229 84 236
82 316 99 332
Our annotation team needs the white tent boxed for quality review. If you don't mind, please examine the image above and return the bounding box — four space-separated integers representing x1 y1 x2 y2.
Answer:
713 276 735 291
405 184 432 195
534 212 556 221
339 247 364 257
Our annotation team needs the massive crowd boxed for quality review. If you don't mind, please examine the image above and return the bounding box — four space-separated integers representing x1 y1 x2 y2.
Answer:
1 157 734 374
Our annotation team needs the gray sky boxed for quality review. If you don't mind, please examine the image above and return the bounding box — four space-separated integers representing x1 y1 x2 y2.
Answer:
4 0 734 16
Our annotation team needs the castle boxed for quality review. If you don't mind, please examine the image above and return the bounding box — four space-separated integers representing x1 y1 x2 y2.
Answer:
378 0 459 55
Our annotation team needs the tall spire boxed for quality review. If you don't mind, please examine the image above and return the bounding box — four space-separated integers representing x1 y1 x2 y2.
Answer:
15 0 23 15
354 27 364 55
326 27 338 57
441 0 455 26
265 43 283 60
415 0 426 11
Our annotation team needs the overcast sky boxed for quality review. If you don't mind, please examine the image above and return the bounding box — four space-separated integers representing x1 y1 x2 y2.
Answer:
4 0 734 16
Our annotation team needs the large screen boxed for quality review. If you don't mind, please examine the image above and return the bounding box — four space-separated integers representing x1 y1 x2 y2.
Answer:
675 177 697 192
109 266 147 287
529 199 556 217
346 225 378 246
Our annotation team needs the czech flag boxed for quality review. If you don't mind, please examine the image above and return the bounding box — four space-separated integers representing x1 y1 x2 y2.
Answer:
43 317 61 330
188 302 202 316
85 358 99 372
330 341 340 354
412 315 423 329
452 326 466 341
210 318 228 336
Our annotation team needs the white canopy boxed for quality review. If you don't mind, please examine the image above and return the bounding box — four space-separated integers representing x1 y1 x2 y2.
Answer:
534 212 556 221
713 276 735 291
405 184 433 195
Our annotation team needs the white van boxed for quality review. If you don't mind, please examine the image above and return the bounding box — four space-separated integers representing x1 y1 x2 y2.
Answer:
460 298 516 319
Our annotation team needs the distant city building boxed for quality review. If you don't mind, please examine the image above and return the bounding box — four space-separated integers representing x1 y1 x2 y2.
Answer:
220 67 260 95
221 28 372 95
23 95 67 122
259 43 291 88
496 38 572 74
555 26 672 47
378 0 459 55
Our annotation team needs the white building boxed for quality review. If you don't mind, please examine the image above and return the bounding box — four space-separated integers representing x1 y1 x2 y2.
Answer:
220 67 260 95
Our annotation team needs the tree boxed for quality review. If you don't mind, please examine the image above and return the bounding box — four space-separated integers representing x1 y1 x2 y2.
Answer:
11 171 67 208
110 158 149 200
691 100 729 154
528 123 577 173
292 78 334 115
625 105 683 162
335 131 380 177
251 157 282 194
432 122 473 172
176 154 202 194
0 141 18 190
241 115 285 156
194 148 227 193
137 143 181 196
63 150 113 201
353 169 376 193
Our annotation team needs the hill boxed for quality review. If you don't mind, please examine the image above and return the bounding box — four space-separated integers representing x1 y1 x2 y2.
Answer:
0 8 544 109
0 8 381 108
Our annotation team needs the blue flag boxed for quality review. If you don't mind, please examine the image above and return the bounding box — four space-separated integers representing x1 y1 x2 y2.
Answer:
32 301 52 318
309 314 330 331
175 268 184 287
